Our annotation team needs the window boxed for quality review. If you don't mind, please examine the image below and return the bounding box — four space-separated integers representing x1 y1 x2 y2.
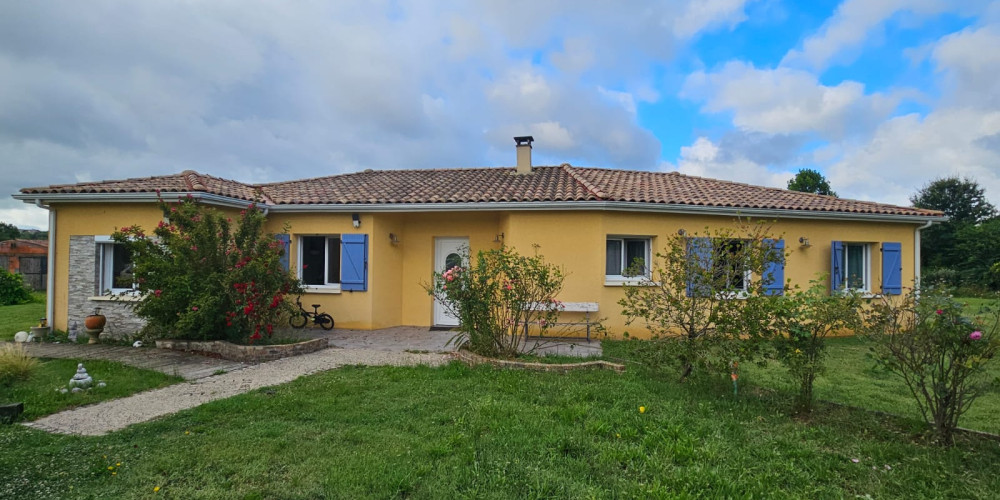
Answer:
98 241 134 293
606 237 651 282
832 242 871 292
299 236 341 287
714 239 750 292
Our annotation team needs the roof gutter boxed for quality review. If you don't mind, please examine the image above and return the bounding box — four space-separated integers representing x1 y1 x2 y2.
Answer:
14 192 257 209
33 199 55 327
914 218 937 287
15 193 944 224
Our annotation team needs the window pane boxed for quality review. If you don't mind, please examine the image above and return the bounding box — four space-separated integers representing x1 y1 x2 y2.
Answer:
624 239 646 276
327 237 341 284
302 236 326 285
715 240 745 290
606 240 622 275
846 244 865 289
112 244 133 289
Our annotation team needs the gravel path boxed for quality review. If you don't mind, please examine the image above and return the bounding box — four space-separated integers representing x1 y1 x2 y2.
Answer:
23 347 449 436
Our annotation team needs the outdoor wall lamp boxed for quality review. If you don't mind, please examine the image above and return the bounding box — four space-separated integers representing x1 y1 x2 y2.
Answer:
677 228 687 236
352 213 361 229
799 236 811 247
389 233 400 245
493 232 505 243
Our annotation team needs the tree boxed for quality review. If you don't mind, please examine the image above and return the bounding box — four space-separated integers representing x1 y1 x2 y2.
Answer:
113 197 302 344
618 220 786 381
911 177 996 225
911 177 997 278
787 169 837 197
0 222 20 241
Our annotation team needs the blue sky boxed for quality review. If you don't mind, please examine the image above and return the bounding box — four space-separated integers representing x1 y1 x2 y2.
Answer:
2 0 1000 228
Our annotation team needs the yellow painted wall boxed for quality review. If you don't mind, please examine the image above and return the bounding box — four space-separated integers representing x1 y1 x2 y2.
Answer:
49 202 921 338
50 203 165 331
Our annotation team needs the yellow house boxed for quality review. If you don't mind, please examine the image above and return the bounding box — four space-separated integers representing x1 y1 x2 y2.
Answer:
15 137 944 338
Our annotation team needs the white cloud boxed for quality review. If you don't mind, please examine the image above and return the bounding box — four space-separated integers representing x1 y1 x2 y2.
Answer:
667 136 795 188
682 62 896 139
3 1 756 226
932 25 1000 109
673 0 752 39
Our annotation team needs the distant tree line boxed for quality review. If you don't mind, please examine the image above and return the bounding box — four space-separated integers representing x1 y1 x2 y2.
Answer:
0 222 47 241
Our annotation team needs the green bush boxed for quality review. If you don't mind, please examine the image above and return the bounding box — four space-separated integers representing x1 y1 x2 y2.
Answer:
113 197 302 344
0 343 37 386
861 287 1000 445
425 245 565 358
0 269 32 306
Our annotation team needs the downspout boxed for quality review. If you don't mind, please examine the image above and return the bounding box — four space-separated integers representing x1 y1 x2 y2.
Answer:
35 199 55 327
914 219 935 288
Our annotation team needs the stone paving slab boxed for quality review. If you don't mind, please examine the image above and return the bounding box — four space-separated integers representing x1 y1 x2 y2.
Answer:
23 348 449 436
19 343 246 380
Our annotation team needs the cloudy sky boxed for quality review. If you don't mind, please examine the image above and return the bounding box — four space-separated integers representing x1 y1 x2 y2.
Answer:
3 0 1000 229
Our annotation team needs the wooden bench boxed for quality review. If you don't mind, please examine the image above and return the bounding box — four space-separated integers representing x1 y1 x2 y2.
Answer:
522 301 599 342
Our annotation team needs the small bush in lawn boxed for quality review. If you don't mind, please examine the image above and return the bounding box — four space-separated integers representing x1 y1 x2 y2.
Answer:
113 197 303 344
771 279 861 413
861 287 1000 445
0 268 32 306
0 343 38 385
425 245 565 358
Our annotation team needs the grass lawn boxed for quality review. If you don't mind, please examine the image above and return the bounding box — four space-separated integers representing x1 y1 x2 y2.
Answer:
2 362 999 499
1 358 183 420
740 335 1000 435
0 292 45 341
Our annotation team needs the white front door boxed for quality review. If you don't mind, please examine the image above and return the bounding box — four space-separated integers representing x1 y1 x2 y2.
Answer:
433 237 468 326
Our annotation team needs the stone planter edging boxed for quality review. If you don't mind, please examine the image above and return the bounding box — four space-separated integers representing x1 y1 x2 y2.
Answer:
452 349 625 373
155 338 328 364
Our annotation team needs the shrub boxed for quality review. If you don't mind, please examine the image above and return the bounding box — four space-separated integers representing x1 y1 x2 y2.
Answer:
0 343 38 385
618 220 786 381
113 197 302 344
0 269 32 306
425 245 565 358
771 279 861 413
861 287 1000 445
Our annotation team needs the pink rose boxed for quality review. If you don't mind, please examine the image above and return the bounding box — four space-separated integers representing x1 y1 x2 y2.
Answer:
970 331 982 340
935 309 943 315
191 306 199 311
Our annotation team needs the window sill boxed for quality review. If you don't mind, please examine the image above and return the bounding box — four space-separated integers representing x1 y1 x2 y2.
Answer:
304 285 342 294
88 294 141 302
604 277 655 287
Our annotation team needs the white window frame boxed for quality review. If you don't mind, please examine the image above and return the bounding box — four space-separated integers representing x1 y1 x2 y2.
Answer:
95 236 137 296
297 235 342 293
605 236 652 286
840 242 872 293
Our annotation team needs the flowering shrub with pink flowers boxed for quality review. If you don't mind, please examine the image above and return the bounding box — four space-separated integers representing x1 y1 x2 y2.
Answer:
113 197 302 343
861 286 1000 445
426 246 565 358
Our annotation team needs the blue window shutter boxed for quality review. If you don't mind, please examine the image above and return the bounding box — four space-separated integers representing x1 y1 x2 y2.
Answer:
763 238 785 296
275 234 290 272
831 241 844 292
881 242 902 295
341 234 368 291
686 237 713 297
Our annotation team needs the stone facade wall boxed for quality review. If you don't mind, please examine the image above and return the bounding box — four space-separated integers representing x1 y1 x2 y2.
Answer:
68 235 145 339
155 338 328 363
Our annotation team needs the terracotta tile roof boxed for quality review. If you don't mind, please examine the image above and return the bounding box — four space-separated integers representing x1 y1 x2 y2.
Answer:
19 170 265 202
19 165 943 218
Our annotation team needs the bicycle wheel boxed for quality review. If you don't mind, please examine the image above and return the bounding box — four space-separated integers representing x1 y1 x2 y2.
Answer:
316 313 335 330
289 313 308 328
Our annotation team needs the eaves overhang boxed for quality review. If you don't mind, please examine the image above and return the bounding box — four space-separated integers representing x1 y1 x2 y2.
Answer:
14 192 946 224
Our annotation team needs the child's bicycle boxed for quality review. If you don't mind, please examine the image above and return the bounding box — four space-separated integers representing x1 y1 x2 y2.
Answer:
288 297 335 330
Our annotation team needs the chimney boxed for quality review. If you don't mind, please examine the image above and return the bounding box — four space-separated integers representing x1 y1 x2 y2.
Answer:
514 136 534 174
